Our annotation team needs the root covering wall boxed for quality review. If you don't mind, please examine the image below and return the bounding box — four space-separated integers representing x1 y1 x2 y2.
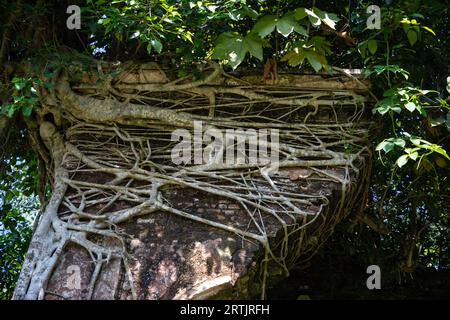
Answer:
14 64 373 300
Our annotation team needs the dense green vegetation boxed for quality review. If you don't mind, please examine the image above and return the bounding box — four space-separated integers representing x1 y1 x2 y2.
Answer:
0 0 449 299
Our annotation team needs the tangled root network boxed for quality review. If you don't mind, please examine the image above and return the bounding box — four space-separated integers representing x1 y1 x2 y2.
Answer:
14 63 372 299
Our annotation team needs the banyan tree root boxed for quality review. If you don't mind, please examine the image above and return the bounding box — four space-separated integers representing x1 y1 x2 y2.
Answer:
14 63 373 300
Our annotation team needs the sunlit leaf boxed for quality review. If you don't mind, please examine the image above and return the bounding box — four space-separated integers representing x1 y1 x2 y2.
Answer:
397 154 409 167
212 32 264 69
252 15 277 37
405 101 416 112
422 26 436 36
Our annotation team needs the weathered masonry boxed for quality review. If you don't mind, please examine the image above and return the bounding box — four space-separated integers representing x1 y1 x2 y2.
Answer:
14 64 373 300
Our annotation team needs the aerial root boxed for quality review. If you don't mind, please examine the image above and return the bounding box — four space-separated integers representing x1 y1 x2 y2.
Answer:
17 67 372 300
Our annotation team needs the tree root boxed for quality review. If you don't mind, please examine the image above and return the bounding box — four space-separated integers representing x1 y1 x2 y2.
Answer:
14 66 373 300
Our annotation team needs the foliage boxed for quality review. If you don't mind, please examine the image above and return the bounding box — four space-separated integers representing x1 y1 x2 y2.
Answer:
212 6 338 70
0 77 38 118
349 0 450 277
83 1 341 72
0 128 39 299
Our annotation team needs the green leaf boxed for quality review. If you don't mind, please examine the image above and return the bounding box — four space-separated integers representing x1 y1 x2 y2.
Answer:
12 77 26 91
146 43 152 54
225 45 246 69
212 32 241 59
243 33 264 61
368 40 377 55
7 105 15 118
409 151 419 161
313 8 339 29
228 6 258 21
252 15 277 37
13 96 23 104
22 105 33 117
242 6 259 19
305 8 320 26
44 81 53 90
306 55 323 72
430 117 446 127
294 24 308 36
376 138 405 153
358 41 367 58
254 13 307 38
394 138 406 148
383 89 396 97
376 141 394 153
177 69 188 78
373 97 401 115
407 29 418 46
213 32 264 69
282 46 327 71
397 154 409 167
151 39 163 53
427 144 449 160
309 36 332 55
410 137 425 146
421 26 436 36
409 137 450 160
411 13 425 19
294 8 308 20
281 50 305 67
110 70 121 78
405 101 417 112
277 15 296 37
